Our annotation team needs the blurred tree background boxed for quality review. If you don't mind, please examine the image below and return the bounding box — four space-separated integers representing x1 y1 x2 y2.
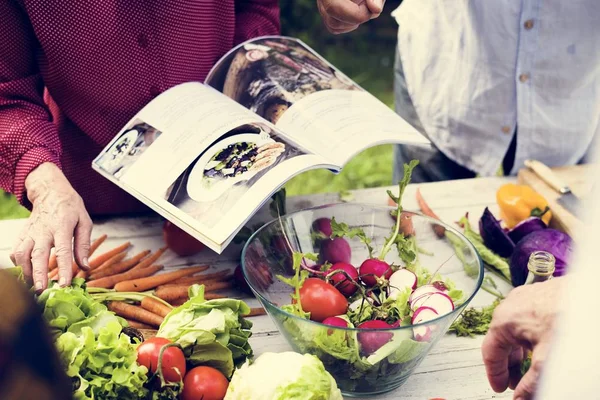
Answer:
0 0 403 220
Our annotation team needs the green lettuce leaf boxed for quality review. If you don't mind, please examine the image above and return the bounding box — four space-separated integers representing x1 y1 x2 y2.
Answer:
157 284 253 378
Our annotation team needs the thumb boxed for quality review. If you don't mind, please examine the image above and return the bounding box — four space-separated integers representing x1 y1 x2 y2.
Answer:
366 0 385 15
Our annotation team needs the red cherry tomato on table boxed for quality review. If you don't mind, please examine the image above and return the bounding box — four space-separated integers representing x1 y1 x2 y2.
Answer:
136 337 186 383
298 278 348 322
181 366 229 400
163 220 205 257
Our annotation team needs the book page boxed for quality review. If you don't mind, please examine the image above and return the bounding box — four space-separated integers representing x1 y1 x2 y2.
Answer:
93 82 333 248
206 36 429 167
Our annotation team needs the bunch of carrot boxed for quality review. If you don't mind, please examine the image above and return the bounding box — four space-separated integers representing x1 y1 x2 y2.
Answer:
45 235 266 328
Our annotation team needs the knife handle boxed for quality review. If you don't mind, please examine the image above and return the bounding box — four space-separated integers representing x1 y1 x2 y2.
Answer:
524 160 571 194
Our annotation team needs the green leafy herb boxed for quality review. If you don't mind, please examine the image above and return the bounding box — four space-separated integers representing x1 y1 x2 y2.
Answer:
448 299 501 337
57 320 148 400
278 252 313 317
330 217 374 258
339 190 354 203
394 234 417 265
381 160 419 259
157 284 253 378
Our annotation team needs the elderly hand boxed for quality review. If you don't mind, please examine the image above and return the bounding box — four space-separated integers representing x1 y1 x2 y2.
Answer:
482 278 565 400
317 0 385 34
11 162 92 292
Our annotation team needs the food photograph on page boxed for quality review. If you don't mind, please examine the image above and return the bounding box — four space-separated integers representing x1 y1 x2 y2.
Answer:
95 119 162 180
164 122 305 228
207 37 361 124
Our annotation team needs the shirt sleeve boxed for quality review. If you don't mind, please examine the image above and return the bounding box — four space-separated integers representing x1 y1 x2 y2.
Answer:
234 0 281 44
0 1 62 205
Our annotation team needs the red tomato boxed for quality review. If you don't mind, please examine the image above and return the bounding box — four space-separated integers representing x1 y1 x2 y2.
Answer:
181 366 229 400
136 337 186 383
163 220 205 257
299 278 348 322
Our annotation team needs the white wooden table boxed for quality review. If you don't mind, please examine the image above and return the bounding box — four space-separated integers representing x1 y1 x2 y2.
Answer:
0 177 516 400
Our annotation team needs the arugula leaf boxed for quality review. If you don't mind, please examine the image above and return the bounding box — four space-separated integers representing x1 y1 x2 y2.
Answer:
381 160 419 259
277 252 313 316
330 217 374 258
448 299 501 337
393 234 417 265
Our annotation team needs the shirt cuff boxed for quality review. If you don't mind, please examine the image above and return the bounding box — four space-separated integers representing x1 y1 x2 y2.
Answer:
13 146 62 207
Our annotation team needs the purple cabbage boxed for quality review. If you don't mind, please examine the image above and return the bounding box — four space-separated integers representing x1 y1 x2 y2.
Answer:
509 229 574 287
508 217 547 244
479 207 515 258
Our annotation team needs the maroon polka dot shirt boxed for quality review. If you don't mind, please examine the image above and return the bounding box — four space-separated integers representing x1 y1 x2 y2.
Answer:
0 1 280 216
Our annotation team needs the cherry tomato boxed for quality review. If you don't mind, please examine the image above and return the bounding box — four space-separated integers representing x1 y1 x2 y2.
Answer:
181 366 229 400
298 278 348 322
163 220 205 257
136 337 186 383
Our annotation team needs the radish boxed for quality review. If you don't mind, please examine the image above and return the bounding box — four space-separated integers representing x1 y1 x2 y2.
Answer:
412 306 439 343
327 262 359 297
409 285 443 309
417 292 455 316
322 316 349 328
357 320 393 355
432 280 448 291
388 269 417 299
312 218 332 237
319 237 351 264
359 259 393 287
411 306 438 325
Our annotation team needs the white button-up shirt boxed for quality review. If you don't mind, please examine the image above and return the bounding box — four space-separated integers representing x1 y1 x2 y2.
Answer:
392 0 600 176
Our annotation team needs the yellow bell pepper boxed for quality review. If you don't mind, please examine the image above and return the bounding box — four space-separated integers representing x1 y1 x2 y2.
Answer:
496 183 552 228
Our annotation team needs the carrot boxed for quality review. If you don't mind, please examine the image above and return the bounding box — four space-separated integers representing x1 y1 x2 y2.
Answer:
243 307 267 317
140 297 173 318
75 269 88 279
107 301 163 328
114 266 209 292
158 276 232 290
93 251 129 272
89 250 151 280
125 319 154 330
129 247 169 271
169 269 229 285
71 234 109 276
168 292 227 306
415 188 446 238
87 265 164 289
48 253 58 272
155 281 233 302
48 268 59 280
88 241 131 270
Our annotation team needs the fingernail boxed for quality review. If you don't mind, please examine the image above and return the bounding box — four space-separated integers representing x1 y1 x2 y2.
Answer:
59 277 66 287
83 257 90 269
35 281 42 291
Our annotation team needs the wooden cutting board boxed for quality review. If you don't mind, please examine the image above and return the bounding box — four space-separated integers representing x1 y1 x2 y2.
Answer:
517 164 594 241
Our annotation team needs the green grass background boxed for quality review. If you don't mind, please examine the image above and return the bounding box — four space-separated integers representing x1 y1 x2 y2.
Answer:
0 1 402 219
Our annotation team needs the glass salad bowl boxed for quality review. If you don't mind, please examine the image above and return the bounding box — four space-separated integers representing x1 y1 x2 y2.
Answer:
241 203 484 397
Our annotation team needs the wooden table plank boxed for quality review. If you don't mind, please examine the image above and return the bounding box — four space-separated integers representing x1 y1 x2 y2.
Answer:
0 176 516 399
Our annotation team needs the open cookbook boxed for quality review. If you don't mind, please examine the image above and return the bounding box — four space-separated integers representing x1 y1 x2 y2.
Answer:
92 36 430 253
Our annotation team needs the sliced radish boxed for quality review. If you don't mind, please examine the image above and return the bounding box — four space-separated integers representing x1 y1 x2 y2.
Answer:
409 285 442 304
388 269 417 300
349 298 373 312
413 326 432 342
411 306 438 325
418 292 455 316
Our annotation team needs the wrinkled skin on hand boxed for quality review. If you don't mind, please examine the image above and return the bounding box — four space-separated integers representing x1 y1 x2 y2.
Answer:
11 163 92 292
316 0 385 34
481 278 565 400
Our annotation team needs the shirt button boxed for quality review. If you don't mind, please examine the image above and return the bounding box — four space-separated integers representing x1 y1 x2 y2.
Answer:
137 33 149 48
150 86 161 97
502 126 511 134
524 19 534 30
519 73 529 83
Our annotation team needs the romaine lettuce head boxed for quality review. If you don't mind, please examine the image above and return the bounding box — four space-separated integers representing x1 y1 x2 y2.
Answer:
225 352 343 400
